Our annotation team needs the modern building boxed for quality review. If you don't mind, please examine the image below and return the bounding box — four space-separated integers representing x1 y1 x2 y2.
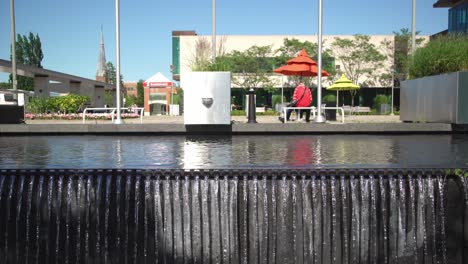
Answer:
434 0 468 33
172 31 429 108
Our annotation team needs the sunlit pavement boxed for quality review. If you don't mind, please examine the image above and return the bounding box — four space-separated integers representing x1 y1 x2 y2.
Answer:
25 115 402 124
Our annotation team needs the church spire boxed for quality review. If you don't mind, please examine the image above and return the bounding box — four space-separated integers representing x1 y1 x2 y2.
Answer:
96 26 107 82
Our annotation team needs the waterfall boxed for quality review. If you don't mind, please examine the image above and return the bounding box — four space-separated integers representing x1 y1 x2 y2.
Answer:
0 169 465 264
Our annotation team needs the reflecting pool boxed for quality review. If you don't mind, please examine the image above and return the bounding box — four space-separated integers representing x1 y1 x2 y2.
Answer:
1 134 467 169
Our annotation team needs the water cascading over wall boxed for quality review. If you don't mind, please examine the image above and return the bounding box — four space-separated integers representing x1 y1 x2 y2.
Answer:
0 169 467 264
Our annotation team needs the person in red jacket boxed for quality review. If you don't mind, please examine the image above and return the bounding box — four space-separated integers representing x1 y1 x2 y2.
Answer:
279 83 313 122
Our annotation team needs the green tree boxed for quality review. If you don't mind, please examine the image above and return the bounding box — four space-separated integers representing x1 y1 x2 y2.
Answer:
393 28 426 84
136 80 144 107
331 35 386 106
0 82 12 89
275 38 336 88
9 33 44 91
104 61 124 86
104 91 114 107
378 39 395 88
228 45 276 92
125 95 138 107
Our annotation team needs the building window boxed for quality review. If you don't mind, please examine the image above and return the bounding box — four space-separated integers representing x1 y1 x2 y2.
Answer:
449 2 468 33
4 94 15 102
150 93 166 101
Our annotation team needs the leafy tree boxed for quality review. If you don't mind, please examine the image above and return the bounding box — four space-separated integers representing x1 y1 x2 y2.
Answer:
125 95 138 107
104 91 114 107
378 39 395 88
331 35 386 106
393 28 426 84
136 80 144 107
0 82 12 89
104 61 124 85
227 45 276 93
275 38 336 88
9 33 44 91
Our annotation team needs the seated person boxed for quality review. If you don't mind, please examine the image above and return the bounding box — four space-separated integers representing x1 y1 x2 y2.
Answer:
279 83 313 123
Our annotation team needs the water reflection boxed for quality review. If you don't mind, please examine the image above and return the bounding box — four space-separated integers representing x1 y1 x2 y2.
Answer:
0 135 467 169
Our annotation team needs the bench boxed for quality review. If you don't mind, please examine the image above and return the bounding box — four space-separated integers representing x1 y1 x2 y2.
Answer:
343 105 371 115
283 106 345 123
354 106 371 114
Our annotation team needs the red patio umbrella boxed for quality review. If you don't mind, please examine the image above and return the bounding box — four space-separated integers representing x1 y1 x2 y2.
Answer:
274 49 330 77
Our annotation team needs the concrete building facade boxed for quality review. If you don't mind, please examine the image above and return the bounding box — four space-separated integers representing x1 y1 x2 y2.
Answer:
172 31 429 88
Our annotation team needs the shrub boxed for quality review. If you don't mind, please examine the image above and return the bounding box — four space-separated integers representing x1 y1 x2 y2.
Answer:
322 94 336 103
28 97 49 114
231 110 246 116
257 109 279 116
272 94 286 107
54 94 90 113
373 94 390 108
27 94 90 114
409 34 468 79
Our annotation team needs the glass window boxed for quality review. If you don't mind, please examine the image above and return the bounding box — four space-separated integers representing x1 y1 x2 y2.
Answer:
4 94 15 102
150 93 166 101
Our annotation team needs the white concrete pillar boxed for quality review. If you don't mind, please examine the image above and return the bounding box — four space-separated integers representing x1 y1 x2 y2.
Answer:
34 75 49 98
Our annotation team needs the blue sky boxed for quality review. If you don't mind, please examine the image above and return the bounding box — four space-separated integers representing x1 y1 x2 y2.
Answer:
0 0 448 83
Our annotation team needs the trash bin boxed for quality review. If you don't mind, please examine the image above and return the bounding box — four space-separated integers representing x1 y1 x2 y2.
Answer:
325 103 336 121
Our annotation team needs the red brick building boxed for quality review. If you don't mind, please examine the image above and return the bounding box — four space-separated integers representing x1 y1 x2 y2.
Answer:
124 72 175 116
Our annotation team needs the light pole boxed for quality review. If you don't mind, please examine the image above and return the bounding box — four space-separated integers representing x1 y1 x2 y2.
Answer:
315 0 325 123
10 0 17 96
391 40 395 116
411 0 416 54
212 0 216 61
114 0 123 124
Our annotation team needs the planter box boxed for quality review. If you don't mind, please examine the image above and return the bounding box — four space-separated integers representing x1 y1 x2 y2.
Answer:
181 72 231 125
400 71 468 124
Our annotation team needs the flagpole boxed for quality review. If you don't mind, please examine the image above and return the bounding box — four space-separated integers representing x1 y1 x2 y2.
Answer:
411 0 416 54
315 0 325 123
10 0 17 96
114 0 122 124
391 39 395 116
212 0 216 61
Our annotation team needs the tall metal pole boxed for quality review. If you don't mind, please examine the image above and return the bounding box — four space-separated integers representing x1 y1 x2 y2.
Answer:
10 0 17 95
315 0 325 123
411 0 416 54
114 0 123 124
212 0 216 61
391 38 395 116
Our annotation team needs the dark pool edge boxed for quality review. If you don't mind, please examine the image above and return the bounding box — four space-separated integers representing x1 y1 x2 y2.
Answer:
0 123 464 135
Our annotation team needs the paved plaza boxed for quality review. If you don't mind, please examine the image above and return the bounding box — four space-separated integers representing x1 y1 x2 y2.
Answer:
25 114 402 125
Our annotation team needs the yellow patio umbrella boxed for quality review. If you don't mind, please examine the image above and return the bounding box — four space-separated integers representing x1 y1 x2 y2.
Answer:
327 74 360 107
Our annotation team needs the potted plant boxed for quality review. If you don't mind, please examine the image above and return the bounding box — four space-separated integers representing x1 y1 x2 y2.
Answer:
373 94 390 115
322 94 337 121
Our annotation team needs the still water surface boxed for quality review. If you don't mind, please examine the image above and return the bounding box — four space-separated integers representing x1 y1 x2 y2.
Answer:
0 135 467 169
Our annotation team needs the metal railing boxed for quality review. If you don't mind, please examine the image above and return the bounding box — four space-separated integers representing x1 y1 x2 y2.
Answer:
82 107 144 124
